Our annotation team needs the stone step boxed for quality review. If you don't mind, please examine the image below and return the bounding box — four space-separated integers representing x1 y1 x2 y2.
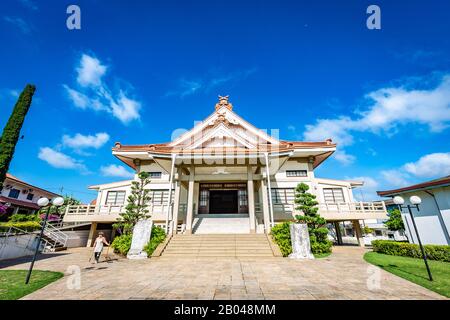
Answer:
162 233 274 258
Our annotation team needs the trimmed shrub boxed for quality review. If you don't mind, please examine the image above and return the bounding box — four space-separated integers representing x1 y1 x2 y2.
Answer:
0 221 41 232
111 226 167 257
271 222 292 257
372 240 450 262
143 226 166 256
111 234 132 255
9 213 40 222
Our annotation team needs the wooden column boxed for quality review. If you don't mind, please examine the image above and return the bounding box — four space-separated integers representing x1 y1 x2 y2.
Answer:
352 220 365 247
260 178 271 234
247 166 256 233
334 221 343 245
185 165 195 234
86 222 97 247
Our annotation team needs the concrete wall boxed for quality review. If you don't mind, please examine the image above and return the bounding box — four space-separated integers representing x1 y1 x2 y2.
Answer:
65 229 113 248
0 234 38 261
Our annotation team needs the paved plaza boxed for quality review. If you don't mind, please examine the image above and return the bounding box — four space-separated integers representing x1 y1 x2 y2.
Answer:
0 246 444 300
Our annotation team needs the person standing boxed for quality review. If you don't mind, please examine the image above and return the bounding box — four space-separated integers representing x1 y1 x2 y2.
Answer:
92 232 110 264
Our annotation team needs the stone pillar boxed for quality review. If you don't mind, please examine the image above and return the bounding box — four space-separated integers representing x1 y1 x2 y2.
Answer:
334 221 343 245
171 179 182 234
288 223 314 259
185 166 195 235
247 166 256 233
260 178 271 234
86 222 97 247
353 220 365 247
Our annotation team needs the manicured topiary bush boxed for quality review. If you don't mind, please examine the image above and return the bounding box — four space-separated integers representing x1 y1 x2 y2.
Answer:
111 226 167 257
0 221 41 232
111 234 132 255
9 213 40 222
271 222 292 257
143 226 166 256
372 240 450 262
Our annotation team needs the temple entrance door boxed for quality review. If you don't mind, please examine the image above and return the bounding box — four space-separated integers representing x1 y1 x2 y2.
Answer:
209 190 238 214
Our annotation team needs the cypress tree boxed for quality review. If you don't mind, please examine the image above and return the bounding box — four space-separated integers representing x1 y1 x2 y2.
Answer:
0 84 36 188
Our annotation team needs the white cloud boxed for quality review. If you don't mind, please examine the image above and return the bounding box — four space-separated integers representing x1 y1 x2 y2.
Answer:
62 132 110 150
347 176 380 201
304 74 450 159
76 54 107 88
100 164 134 178
165 68 257 98
19 0 38 11
3 16 33 34
110 91 141 124
38 147 88 173
381 170 411 188
64 53 142 124
403 152 450 178
332 150 356 165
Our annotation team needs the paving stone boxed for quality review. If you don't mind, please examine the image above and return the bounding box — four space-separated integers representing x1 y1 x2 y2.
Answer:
3 246 445 300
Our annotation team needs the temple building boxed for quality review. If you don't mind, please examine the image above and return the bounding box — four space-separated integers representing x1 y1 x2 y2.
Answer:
63 96 387 247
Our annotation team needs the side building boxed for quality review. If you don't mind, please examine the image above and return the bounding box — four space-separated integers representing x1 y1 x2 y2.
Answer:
378 176 450 245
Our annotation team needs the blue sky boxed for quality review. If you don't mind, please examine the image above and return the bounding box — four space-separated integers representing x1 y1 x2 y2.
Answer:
1 0 449 202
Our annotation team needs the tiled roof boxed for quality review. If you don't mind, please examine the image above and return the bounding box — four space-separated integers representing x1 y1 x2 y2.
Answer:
4 173 60 198
0 195 41 210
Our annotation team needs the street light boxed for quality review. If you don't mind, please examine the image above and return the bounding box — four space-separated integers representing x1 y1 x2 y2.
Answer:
393 195 433 281
25 196 65 284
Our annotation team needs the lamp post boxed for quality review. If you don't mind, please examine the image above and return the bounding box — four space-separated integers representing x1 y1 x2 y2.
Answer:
393 195 433 281
25 196 64 284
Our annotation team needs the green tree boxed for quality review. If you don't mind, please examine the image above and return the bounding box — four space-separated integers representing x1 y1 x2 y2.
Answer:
113 172 151 234
0 85 36 188
294 183 332 253
384 208 405 231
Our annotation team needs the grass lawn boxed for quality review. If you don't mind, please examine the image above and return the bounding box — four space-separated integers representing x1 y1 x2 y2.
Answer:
364 252 450 298
0 270 64 300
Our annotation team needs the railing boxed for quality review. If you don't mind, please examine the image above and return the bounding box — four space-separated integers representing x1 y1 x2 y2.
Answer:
43 223 71 248
255 201 387 217
317 201 386 214
64 204 172 218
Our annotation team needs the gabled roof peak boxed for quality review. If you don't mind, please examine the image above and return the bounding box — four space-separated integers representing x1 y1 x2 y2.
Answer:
215 95 233 111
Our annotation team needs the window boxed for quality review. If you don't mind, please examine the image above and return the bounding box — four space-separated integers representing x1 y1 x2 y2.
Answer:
105 191 126 205
286 170 307 177
148 190 174 205
323 188 345 204
238 189 248 206
147 172 162 179
8 188 20 199
199 190 208 207
27 193 34 201
271 188 295 204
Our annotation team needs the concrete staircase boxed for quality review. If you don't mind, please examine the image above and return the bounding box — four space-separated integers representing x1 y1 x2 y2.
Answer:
192 214 250 234
161 234 275 258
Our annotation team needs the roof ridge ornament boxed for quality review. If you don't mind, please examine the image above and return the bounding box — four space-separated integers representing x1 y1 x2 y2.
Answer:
215 95 233 111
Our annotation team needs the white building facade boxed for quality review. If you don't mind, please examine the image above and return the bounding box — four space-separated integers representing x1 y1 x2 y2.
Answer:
378 176 450 246
63 96 387 246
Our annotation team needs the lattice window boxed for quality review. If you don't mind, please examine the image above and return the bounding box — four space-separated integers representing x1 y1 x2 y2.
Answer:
199 190 209 207
271 188 295 204
323 188 345 203
105 191 126 205
239 189 248 206
286 170 307 177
